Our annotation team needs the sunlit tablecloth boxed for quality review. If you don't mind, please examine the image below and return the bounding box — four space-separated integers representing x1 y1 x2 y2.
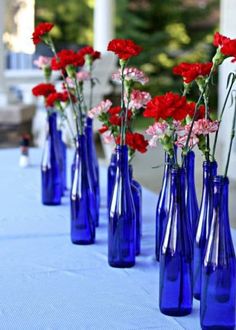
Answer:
0 148 235 330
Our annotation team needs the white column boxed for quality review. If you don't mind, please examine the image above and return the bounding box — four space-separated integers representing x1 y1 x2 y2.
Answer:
0 0 7 106
93 0 115 52
218 0 236 177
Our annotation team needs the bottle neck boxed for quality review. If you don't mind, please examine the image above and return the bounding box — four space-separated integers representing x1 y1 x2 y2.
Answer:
184 151 195 183
116 145 129 175
48 113 57 135
77 134 86 157
129 164 133 180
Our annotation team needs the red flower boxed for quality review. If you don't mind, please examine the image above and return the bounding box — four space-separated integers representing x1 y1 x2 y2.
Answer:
32 83 56 97
186 103 206 119
108 106 121 115
98 125 109 134
46 91 70 107
51 49 85 70
213 32 230 47
213 32 236 62
126 132 148 153
173 62 213 84
107 39 142 60
32 22 54 45
143 92 188 122
78 46 101 61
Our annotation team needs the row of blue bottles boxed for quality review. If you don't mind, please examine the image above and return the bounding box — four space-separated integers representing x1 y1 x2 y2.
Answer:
107 149 142 257
41 112 67 205
108 145 136 267
193 161 217 300
200 175 236 329
159 167 193 316
70 134 96 244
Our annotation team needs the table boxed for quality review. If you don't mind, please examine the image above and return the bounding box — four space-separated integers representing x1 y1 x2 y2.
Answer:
0 148 235 330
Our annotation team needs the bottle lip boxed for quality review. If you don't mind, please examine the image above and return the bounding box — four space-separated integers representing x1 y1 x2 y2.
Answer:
115 144 128 151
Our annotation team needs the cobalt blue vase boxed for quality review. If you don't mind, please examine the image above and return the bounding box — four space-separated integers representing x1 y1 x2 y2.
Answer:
159 167 193 316
70 134 96 245
155 152 171 261
200 176 236 330
193 161 217 300
129 164 142 256
57 129 67 194
108 145 136 268
41 112 62 205
85 117 100 227
107 151 117 210
184 150 199 236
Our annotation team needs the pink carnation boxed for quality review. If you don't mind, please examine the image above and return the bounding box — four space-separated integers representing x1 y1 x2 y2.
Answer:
76 70 91 82
88 99 112 118
33 56 52 69
112 67 149 85
175 134 199 149
101 130 115 144
128 90 151 109
192 118 219 135
146 122 170 148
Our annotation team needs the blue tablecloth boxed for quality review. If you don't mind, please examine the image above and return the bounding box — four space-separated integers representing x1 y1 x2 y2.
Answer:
0 148 235 330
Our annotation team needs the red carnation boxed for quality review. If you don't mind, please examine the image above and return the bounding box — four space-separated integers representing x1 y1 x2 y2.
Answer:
32 22 54 45
51 49 85 71
126 132 148 153
32 83 56 97
107 39 142 60
46 91 70 107
213 32 236 62
143 92 188 122
173 62 213 84
99 125 109 134
78 46 101 61
186 102 206 119
108 106 121 115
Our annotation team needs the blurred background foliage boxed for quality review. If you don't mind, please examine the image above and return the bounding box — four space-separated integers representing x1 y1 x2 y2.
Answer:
36 0 219 109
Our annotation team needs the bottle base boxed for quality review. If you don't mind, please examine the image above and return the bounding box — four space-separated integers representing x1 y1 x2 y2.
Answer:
42 201 61 206
108 261 135 268
160 307 192 316
202 326 235 330
71 239 94 245
194 293 200 300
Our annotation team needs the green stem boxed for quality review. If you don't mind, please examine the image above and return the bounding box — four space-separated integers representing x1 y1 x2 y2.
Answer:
203 93 210 162
58 103 75 145
89 63 94 110
182 67 214 166
120 63 126 146
212 72 236 160
47 36 80 135
224 95 236 177
74 78 84 135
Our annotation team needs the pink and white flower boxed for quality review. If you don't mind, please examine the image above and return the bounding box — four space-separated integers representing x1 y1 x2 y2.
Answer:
145 122 171 147
192 118 219 135
127 90 151 109
101 130 115 144
175 134 199 149
112 67 149 85
76 70 91 82
88 99 112 118
33 56 52 69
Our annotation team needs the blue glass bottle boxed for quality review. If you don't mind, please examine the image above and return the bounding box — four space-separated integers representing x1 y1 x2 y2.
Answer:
41 112 62 205
70 134 96 245
200 176 236 330
107 151 117 210
155 152 171 261
57 129 67 194
129 164 142 256
108 145 136 268
184 151 199 236
193 161 217 300
85 117 99 227
159 167 193 316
